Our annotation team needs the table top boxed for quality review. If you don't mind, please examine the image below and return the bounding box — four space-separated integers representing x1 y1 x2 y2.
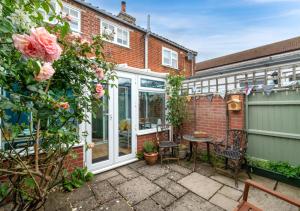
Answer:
183 134 213 143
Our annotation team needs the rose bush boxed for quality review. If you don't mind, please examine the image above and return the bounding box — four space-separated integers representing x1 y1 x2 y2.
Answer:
0 0 116 210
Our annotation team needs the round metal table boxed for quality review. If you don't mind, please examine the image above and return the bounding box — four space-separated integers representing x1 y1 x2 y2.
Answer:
183 135 213 171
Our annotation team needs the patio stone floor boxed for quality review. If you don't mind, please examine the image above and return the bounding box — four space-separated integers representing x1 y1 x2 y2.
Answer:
3 160 299 211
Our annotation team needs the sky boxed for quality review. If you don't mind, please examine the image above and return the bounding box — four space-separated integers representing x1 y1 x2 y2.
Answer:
87 0 300 62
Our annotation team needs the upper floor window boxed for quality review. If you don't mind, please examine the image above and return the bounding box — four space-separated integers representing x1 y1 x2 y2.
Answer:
162 47 178 69
62 4 81 32
101 20 130 48
40 2 81 33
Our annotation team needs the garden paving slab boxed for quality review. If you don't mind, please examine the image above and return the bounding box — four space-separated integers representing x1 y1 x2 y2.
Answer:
165 181 188 198
166 171 185 181
134 198 164 211
151 190 176 208
218 186 242 201
209 193 238 211
195 163 215 177
66 184 94 203
168 164 192 175
210 174 244 191
94 198 133 211
116 176 161 205
166 192 223 211
93 170 119 183
107 174 127 187
44 191 71 211
116 166 140 179
247 187 298 211
276 182 300 199
71 196 98 211
179 172 223 200
91 180 121 204
154 176 172 188
128 160 146 170
138 165 170 180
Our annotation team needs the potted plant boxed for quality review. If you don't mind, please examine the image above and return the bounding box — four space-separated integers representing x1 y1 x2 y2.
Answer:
143 141 158 165
178 144 188 159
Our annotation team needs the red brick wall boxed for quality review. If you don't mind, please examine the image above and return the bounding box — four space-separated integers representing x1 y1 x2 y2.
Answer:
65 0 194 75
182 94 245 143
64 146 84 172
148 37 193 76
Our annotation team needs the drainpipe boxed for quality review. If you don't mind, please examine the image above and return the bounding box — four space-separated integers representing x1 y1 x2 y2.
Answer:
145 15 150 69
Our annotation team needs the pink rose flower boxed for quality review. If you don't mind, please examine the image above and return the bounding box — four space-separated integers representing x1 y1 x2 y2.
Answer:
35 62 55 82
95 83 105 98
30 27 62 62
58 102 70 110
95 67 104 80
12 34 42 59
13 27 62 62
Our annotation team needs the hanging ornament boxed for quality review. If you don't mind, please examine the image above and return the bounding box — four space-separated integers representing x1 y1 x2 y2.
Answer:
206 94 213 102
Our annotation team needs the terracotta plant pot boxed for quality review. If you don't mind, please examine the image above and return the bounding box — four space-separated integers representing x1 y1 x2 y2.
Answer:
144 152 158 165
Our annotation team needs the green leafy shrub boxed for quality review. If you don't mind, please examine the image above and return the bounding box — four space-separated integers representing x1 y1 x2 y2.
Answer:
136 151 144 160
166 74 187 141
62 167 94 192
248 157 300 178
0 183 9 202
143 141 157 154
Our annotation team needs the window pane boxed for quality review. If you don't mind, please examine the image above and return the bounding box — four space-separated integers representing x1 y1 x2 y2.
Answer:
163 49 171 65
123 30 128 45
141 78 165 89
117 28 123 44
70 9 79 18
139 92 165 130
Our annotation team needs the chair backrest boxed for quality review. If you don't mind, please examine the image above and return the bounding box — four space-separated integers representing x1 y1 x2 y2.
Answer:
226 129 247 152
156 124 171 144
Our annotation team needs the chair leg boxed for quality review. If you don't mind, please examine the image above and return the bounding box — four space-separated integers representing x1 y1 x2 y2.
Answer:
244 157 252 179
160 149 163 166
225 158 229 169
234 160 241 188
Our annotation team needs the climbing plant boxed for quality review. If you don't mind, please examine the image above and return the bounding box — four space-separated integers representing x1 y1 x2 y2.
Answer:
166 73 188 141
0 0 116 210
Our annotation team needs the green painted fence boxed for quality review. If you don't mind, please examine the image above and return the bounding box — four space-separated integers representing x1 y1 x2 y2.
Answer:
246 89 300 166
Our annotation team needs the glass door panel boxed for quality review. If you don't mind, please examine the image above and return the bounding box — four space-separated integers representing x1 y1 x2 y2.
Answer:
118 78 132 157
92 96 109 164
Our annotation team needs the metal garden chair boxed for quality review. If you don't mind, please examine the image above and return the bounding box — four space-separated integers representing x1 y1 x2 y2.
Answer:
214 129 251 187
156 124 179 165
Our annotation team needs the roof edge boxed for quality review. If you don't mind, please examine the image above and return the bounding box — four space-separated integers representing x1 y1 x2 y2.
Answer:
73 0 197 55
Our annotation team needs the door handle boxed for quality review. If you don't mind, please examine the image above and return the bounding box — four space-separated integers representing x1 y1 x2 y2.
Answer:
104 113 112 120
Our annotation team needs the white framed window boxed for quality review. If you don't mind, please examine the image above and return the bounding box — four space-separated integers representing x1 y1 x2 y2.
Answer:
137 76 166 134
162 47 178 69
101 20 130 48
62 3 81 32
40 1 81 33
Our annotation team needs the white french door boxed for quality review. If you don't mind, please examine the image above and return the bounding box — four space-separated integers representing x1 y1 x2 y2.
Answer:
86 72 137 172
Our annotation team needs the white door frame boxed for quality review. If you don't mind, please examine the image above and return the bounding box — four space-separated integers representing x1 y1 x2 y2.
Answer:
85 85 114 172
85 71 137 172
114 71 137 163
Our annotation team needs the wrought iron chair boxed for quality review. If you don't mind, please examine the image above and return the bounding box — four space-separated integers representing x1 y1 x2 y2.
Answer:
214 129 251 187
156 124 179 165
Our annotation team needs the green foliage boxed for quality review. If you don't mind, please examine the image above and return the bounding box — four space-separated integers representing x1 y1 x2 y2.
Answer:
0 183 9 202
143 141 157 154
166 74 187 137
248 157 300 178
0 0 115 209
136 151 144 160
62 167 94 192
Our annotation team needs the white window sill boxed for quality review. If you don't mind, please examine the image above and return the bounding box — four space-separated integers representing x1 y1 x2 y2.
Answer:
136 128 157 136
103 39 130 49
162 64 179 70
